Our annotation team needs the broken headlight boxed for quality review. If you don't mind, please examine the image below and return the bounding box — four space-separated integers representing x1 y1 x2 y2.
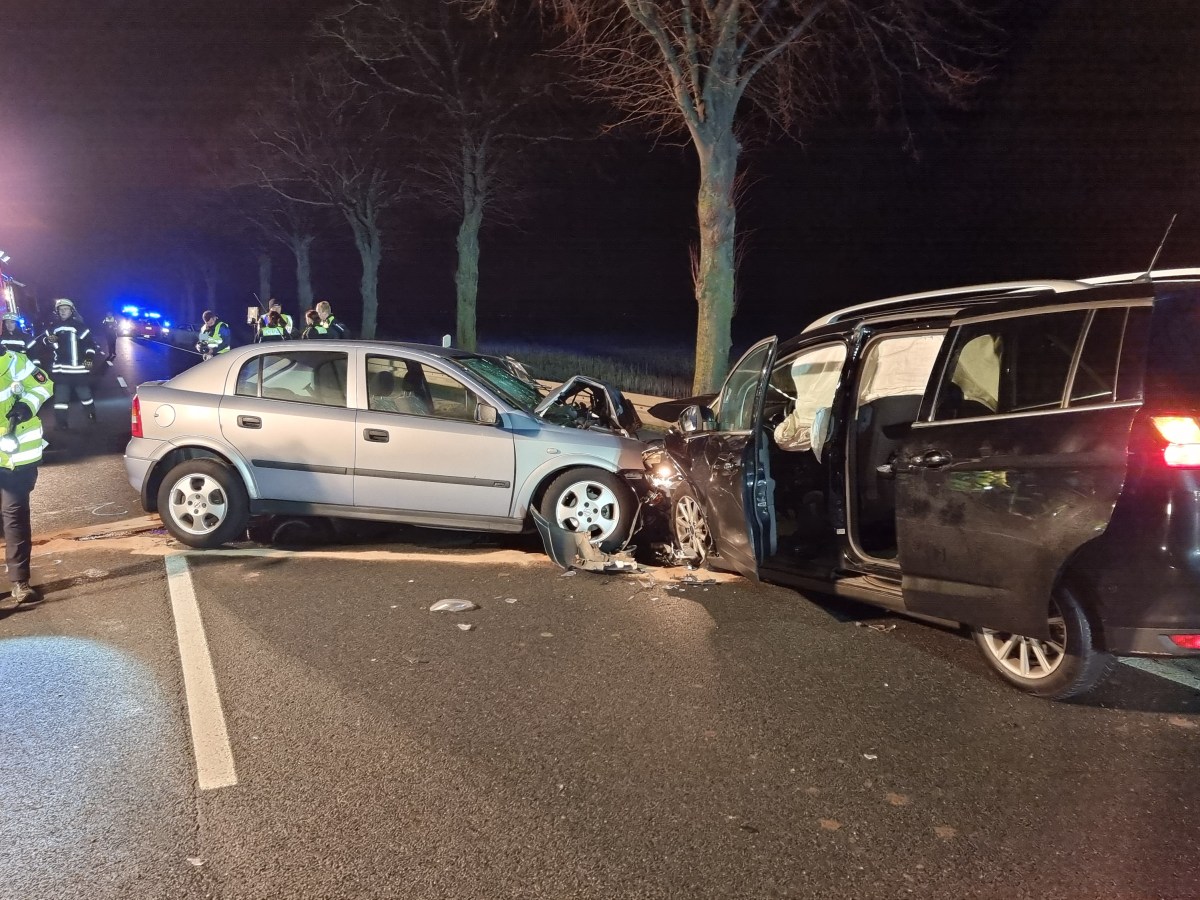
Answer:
642 445 682 491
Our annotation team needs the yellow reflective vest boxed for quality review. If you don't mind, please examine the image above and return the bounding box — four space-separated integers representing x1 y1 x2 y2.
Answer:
0 351 53 469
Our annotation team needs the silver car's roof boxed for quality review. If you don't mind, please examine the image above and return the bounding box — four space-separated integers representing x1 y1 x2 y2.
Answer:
165 340 486 393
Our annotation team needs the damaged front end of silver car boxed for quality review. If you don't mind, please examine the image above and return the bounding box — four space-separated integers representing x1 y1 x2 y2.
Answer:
534 375 643 438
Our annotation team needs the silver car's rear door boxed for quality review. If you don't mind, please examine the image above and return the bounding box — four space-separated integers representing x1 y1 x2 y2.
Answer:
218 348 357 504
354 353 516 519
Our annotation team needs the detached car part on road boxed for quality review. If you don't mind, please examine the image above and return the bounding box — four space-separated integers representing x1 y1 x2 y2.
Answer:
125 342 649 554
645 269 1200 699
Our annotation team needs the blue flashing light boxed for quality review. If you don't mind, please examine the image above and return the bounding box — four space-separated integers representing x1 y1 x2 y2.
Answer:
163 320 172 327
146 312 161 319
121 305 139 316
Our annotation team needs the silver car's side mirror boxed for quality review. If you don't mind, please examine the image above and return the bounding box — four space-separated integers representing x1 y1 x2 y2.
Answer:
677 404 715 435
475 403 499 426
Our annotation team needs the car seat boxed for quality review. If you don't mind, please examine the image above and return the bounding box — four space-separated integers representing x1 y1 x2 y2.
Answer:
369 369 398 412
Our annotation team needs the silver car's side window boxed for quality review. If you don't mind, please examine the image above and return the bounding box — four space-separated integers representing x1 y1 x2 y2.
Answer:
237 351 348 408
366 356 478 422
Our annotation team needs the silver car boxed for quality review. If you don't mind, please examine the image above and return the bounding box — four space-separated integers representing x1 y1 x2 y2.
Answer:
125 342 649 550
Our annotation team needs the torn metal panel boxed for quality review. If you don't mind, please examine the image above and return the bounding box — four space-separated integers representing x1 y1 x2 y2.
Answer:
532 509 640 573
534 376 643 438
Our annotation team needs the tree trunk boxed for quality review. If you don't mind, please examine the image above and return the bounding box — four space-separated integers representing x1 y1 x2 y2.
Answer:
183 276 198 324
203 266 219 312
294 238 314 311
455 203 483 351
348 215 382 340
691 128 740 395
257 252 272 309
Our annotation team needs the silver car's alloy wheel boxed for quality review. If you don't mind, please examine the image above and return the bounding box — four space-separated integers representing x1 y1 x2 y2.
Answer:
553 478 622 543
673 494 709 563
166 473 230 536
978 608 1067 680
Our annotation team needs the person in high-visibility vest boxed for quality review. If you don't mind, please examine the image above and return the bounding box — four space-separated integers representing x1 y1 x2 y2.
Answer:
0 344 53 611
315 300 348 339
196 310 231 359
301 309 330 339
258 299 293 337
41 298 97 429
255 310 289 342
0 313 35 356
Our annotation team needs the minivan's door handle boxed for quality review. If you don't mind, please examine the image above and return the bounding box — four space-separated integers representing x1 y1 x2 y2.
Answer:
363 428 389 443
237 415 262 429
913 449 952 468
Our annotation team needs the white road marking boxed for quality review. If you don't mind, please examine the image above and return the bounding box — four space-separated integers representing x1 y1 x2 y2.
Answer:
116 377 127 388
165 553 238 790
1121 658 1200 692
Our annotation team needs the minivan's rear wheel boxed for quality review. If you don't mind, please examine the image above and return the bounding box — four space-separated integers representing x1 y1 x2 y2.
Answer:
158 459 249 549
972 588 1114 700
671 485 710 565
540 468 636 554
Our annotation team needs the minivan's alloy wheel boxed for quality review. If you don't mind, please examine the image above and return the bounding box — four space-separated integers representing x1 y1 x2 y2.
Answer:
672 488 710 565
971 588 1115 700
157 458 250 549
540 468 636 554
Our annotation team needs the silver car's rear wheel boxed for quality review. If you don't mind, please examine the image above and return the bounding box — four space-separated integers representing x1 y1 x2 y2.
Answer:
540 468 636 553
157 459 249 549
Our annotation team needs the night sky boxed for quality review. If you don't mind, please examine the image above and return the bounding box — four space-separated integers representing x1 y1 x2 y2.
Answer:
3 0 1200 350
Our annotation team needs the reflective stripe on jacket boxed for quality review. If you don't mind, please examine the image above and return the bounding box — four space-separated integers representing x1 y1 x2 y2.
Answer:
0 352 52 469
43 318 97 375
256 326 287 342
199 321 230 353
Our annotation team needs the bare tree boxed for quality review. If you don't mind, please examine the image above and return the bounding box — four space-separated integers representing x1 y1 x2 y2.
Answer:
322 0 567 351
234 187 326 312
242 56 407 339
484 0 994 391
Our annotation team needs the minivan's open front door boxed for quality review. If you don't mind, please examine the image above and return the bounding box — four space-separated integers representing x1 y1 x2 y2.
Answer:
893 303 1149 639
697 337 779 578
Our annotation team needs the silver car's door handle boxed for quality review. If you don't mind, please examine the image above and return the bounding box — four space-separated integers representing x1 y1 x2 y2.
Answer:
363 428 389 443
237 415 261 429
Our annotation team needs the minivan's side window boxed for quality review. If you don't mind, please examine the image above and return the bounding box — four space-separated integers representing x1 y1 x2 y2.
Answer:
1115 306 1152 402
934 311 1086 420
771 343 847 452
235 351 348 408
714 340 774 432
1069 308 1128 407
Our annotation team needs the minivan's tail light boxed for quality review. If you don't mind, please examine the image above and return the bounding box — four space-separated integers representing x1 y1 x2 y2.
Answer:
131 395 143 439
1152 416 1200 467
1168 634 1200 650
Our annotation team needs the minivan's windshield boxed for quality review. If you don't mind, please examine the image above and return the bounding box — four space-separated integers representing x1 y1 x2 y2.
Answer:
456 356 544 411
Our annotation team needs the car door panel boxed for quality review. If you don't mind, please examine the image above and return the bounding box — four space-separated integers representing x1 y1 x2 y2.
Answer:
218 396 357 504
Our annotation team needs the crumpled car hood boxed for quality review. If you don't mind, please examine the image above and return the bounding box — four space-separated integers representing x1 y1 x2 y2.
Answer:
534 375 643 438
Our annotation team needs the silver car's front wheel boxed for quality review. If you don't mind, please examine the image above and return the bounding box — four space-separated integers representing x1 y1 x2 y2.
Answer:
540 468 636 553
157 459 249 549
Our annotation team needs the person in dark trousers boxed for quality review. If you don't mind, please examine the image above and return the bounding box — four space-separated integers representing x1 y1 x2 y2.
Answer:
42 298 97 429
301 309 330 339
196 310 231 360
315 300 347 339
100 312 118 365
0 343 54 611
255 310 288 342
0 314 35 356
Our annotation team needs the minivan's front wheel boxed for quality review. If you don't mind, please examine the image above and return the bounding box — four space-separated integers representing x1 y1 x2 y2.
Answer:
671 485 711 566
972 588 1114 700
540 468 636 554
158 459 250 549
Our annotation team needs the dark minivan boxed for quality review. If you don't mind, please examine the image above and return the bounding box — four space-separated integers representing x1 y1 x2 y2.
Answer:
648 271 1200 699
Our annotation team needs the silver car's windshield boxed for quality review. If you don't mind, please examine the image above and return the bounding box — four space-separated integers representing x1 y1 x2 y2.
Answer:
457 356 544 411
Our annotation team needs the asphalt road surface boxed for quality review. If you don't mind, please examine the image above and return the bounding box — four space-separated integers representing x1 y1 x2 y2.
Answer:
1 338 1198 900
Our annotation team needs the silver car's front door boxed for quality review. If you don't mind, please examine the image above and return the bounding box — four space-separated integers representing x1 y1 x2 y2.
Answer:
353 355 516 519
218 349 356 504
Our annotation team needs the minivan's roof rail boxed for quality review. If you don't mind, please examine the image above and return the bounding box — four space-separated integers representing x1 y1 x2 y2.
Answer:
1078 267 1200 285
802 280 1089 333
802 267 1200 333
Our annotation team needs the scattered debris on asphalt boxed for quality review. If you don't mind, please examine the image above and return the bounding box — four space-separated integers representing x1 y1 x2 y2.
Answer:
855 621 897 633
504 597 519 604
456 623 475 632
674 573 717 585
863 753 878 760
430 599 478 613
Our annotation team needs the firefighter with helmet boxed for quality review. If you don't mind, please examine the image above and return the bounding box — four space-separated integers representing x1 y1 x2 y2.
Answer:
0 313 35 356
0 340 53 611
41 298 98 429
